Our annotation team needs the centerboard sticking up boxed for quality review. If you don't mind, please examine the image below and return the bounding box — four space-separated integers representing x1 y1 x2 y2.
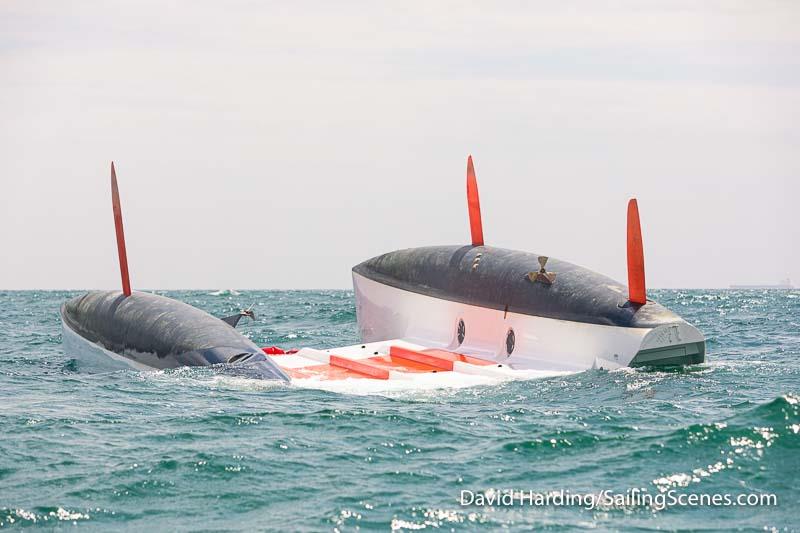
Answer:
111 162 131 297
466 155 484 246
626 198 647 305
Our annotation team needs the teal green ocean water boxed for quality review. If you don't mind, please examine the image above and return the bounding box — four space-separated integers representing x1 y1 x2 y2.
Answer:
1 290 798 531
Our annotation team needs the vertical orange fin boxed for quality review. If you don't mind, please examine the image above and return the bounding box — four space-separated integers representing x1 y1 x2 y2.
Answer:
466 155 484 246
626 198 646 304
111 162 132 296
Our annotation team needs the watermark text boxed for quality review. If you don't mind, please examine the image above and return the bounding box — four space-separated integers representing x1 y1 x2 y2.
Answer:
459 488 777 511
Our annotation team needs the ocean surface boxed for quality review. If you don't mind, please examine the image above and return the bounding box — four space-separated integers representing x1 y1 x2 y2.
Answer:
0 289 798 531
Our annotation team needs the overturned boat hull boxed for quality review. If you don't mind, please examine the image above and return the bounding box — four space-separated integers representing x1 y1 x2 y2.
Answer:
61 290 290 381
353 246 705 371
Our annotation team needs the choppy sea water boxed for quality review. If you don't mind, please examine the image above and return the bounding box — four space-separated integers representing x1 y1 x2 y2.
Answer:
0 289 798 531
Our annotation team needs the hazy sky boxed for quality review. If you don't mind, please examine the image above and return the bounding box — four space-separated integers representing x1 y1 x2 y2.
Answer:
1 1 798 289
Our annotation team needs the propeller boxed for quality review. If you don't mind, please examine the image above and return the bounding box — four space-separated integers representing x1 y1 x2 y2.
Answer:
220 305 256 328
527 255 556 285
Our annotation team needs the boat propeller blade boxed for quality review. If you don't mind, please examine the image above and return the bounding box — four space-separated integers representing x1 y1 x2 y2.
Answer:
626 198 646 304
221 308 256 328
111 162 132 296
527 255 556 285
466 155 484 246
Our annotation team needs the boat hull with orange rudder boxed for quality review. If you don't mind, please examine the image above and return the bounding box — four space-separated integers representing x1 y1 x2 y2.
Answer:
352 245 704 371
351 157 705 372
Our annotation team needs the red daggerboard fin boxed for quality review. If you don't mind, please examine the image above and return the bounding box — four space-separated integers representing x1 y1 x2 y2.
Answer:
626 198 646 304
111 162 132 296
466 155 484 246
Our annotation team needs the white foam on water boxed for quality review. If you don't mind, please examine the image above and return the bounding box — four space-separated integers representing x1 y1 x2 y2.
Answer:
129 363 572 398
139 366 289 392
290 368 572 397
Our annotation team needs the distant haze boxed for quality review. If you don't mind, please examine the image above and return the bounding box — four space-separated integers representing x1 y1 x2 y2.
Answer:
1 1 798 289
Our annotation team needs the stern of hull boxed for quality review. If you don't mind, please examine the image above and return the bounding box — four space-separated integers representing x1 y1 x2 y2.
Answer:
630 322 706 367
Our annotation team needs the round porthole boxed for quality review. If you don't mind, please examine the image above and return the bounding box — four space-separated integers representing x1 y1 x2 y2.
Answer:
505 328 515 355
457 319 466 345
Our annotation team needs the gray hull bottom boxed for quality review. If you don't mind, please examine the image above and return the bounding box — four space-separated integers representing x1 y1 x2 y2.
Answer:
60 290 290 382
62 315 288 380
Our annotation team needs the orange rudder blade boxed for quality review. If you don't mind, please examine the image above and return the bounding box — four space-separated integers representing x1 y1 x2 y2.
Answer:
626 198 646 304
466 155 484 246
111 162 132 296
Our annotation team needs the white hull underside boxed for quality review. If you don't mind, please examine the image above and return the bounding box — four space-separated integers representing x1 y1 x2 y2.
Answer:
353 272 704 372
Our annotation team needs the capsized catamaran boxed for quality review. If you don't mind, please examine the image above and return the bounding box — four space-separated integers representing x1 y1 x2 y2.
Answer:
61 159 705 386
